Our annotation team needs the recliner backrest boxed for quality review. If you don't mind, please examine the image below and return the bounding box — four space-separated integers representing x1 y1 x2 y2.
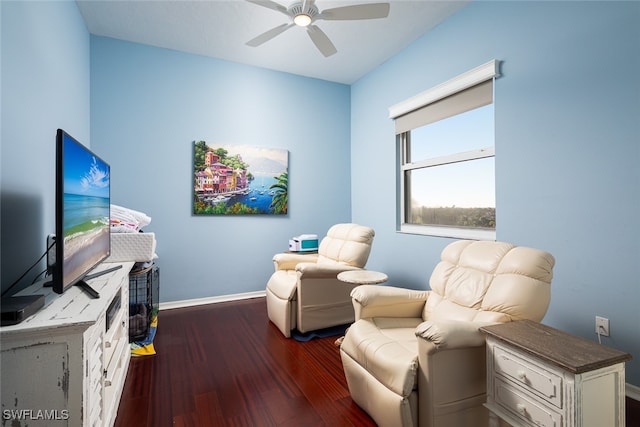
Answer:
317 223 375 267
424 240 555 323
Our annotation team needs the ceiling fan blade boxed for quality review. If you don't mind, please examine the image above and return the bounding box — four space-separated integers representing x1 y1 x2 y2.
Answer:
301 0 311 14
318 3 390 21
245 0 289 15
246 23 294 47
306 25 337 57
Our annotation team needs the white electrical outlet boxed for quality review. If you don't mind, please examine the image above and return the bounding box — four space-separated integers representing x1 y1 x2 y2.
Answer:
47 234 56 269
595 316 610 337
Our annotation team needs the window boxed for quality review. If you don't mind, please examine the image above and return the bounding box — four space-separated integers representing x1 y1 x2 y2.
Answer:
389 60 501 240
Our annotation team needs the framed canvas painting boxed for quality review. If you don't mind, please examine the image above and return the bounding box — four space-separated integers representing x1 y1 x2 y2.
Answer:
193 141 288 215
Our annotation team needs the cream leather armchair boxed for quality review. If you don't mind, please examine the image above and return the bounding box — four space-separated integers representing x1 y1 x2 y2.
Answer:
266 223 375 338
340 240 555 427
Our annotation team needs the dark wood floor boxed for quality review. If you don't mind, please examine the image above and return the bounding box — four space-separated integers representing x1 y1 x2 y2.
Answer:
629 396 640 427
115 297 640 427
114 297 375 426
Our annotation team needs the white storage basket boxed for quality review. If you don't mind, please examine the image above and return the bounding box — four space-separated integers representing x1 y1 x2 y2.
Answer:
106 232 157 262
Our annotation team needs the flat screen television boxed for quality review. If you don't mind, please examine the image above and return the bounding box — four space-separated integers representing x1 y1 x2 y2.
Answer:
54 129 111 297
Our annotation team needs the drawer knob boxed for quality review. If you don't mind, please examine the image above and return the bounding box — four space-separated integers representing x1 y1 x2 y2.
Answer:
517 370 527 382
516 403 527 416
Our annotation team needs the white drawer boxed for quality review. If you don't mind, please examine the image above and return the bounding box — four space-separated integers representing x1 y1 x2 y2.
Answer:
494 346 562 408
495 377 563 427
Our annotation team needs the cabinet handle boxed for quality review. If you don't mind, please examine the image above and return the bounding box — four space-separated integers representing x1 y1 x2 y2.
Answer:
105 341 112 348
516 403 527 416
103 368 112 387
517 370 527 382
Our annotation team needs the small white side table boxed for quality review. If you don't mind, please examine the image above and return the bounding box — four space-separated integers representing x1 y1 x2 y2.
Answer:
335 270 388 347
337 270 388 285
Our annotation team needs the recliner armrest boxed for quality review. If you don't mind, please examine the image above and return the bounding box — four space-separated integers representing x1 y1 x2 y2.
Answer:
296 263 361 278
351 285 429 320
272 253 319 271
415 319 493 350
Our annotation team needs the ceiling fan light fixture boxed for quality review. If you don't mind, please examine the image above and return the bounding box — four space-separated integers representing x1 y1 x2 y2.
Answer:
293 13 312 27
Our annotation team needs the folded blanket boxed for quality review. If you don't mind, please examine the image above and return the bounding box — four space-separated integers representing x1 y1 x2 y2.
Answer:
110 219 139 233
110 204 152 233
131 315 157 357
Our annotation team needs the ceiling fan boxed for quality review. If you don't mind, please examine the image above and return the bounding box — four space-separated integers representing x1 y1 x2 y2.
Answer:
245 0 391 57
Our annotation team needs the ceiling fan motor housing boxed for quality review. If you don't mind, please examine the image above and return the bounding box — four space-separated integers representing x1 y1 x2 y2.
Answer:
289 2 319 20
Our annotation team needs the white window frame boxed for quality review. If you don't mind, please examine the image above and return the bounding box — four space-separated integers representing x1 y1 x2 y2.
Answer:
389 60 501 240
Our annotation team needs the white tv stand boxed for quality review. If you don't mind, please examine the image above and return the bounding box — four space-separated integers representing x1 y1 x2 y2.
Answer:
1 261 134 426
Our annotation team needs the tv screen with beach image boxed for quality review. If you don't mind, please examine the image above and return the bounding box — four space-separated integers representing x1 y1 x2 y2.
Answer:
61 134 111 289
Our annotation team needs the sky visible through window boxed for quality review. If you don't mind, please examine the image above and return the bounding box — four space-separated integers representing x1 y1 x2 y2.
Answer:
409 104 494 209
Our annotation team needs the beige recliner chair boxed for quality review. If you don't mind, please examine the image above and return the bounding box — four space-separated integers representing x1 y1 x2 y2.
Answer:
340 240 555 427
266 223 375 338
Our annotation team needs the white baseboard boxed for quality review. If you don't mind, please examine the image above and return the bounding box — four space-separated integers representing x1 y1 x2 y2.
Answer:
159 290 266 311
628 383 640 401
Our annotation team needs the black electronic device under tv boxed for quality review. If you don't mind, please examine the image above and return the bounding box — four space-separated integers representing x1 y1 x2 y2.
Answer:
54 129 111 297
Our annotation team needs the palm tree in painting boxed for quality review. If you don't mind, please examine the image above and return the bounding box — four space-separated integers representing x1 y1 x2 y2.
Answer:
269 172 288 214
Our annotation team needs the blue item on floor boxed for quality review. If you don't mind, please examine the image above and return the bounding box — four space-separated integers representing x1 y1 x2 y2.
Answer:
291 323 349 342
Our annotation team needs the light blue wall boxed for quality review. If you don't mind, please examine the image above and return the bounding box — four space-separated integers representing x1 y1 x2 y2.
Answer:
1 0 90 292
89 37 352 302
351 1 640 385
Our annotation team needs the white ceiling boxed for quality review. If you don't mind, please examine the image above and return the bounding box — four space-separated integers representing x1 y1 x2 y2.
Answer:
76 0 470 84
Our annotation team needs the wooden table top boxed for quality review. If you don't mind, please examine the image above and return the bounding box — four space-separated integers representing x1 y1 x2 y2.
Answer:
480 319 632 374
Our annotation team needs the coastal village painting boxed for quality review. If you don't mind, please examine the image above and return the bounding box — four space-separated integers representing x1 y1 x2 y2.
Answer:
193 141 288 215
